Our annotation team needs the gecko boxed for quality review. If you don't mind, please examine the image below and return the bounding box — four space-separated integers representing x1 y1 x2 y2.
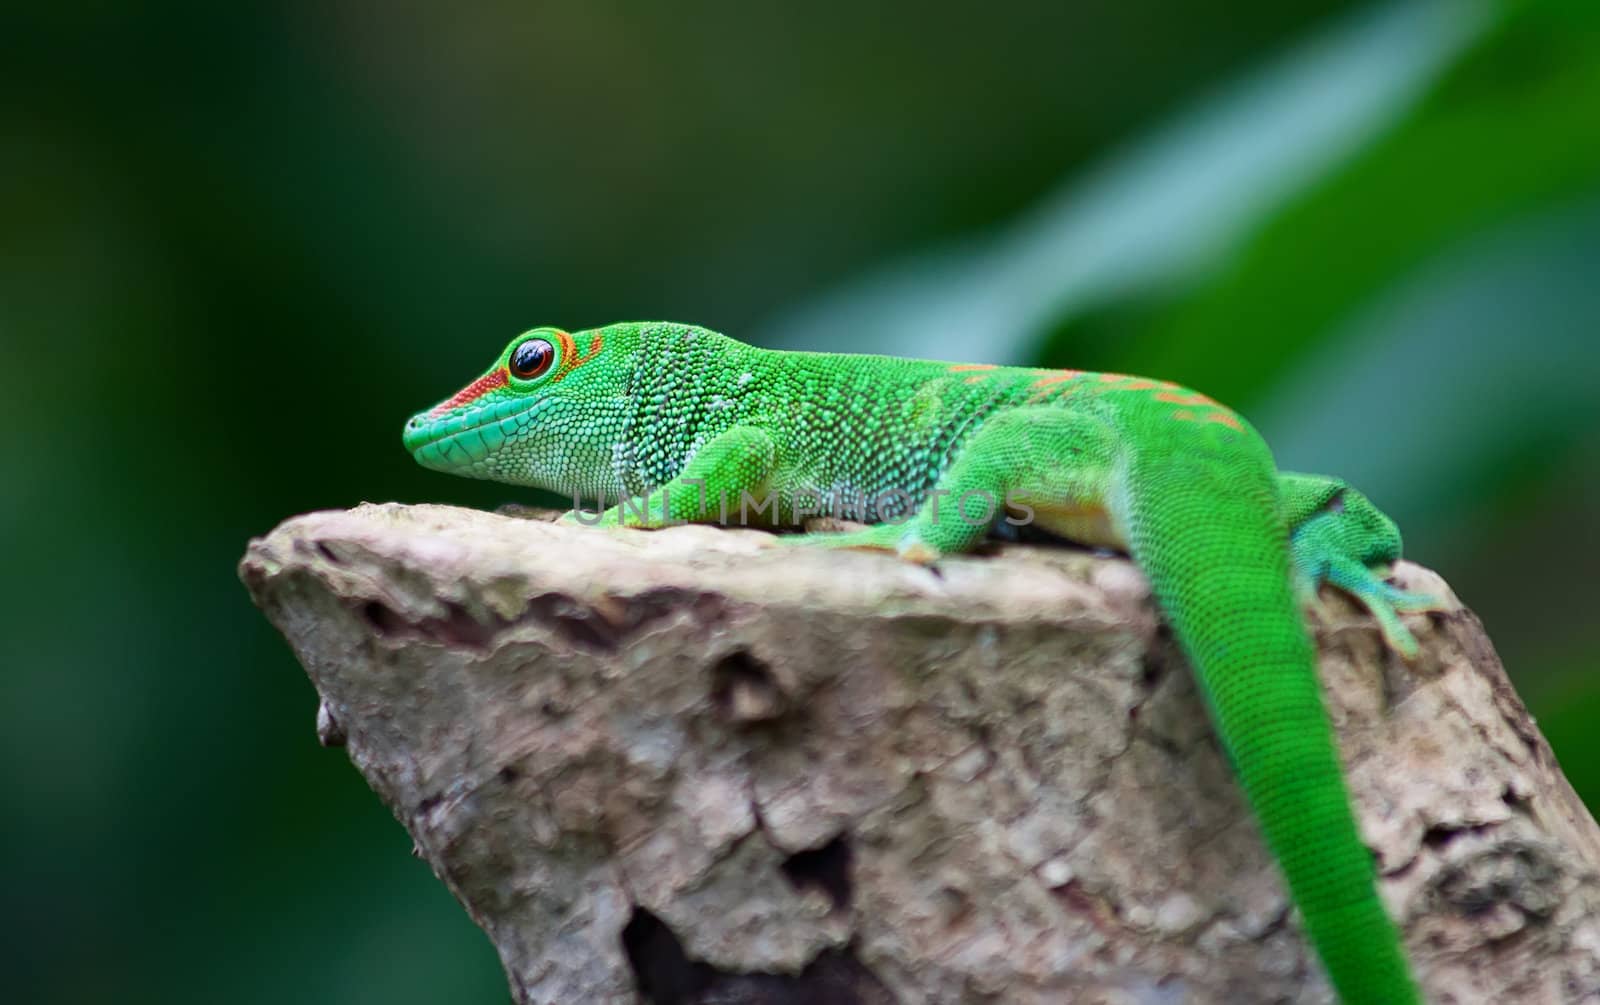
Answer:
404 321 1441 1003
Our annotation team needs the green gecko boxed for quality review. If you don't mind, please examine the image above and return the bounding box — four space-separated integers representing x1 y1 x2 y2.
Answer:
404 321 1441 1004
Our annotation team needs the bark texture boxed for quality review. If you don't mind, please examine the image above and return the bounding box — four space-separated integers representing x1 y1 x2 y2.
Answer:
239 503 1600 1004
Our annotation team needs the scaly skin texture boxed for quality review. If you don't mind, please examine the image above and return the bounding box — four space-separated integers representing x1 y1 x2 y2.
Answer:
405 321 1440 1004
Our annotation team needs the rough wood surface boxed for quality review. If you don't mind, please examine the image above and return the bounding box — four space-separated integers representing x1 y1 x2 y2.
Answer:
239 503 1600 1005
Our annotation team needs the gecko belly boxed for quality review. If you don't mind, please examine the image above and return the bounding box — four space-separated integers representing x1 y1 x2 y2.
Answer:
1017 500 1128 551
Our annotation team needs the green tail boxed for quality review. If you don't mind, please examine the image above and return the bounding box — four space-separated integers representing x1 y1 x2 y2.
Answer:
1125 448 1418 1004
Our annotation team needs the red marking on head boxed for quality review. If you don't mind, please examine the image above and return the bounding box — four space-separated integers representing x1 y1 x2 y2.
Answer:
430 367 508 416
948 363 997 372
552 330 577 367
549 329 604 383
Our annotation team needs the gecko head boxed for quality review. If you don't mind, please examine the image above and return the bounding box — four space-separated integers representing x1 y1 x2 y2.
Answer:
403 325 626 494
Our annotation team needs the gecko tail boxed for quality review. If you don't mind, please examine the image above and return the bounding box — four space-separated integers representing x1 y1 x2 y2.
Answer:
1121 449 1418 1005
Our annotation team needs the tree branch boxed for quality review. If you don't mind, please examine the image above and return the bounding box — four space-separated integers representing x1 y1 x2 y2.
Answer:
239 503 1600 1004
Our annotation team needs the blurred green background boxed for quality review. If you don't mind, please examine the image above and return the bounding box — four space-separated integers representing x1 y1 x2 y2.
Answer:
6 1 1597 1002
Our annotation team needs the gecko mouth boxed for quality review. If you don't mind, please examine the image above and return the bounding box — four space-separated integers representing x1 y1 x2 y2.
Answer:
402 398 550 457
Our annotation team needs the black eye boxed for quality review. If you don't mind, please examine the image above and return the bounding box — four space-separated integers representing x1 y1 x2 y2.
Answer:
510 338 554 379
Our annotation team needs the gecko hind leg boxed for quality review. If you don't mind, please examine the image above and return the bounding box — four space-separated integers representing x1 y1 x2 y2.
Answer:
1283 475 1448 659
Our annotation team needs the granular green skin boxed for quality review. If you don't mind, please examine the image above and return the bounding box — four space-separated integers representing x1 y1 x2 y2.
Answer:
407 320 1439 1004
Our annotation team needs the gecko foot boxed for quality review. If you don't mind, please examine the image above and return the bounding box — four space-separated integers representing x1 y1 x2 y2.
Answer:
782 524 942 564
1319 556 1448 660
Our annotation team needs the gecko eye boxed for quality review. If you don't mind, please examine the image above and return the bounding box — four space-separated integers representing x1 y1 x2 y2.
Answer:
510 338 555 379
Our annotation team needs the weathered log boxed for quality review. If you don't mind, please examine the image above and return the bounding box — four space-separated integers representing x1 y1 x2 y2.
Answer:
239 503 1600 1004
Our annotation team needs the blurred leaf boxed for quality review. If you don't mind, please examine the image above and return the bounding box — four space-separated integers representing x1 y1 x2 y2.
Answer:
759 0 1491 362
1116 0 1600 407
1252 196 1600 539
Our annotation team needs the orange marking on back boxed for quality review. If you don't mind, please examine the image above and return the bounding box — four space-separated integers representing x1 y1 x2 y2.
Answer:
1026 371 1084 403
948 363 997 372
1029 372 1082 390
1154 390 1217 407
430 367 508 416
1172 409 1197 421
963 375 989 384
1203 411 1244 430
549 329 604 384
